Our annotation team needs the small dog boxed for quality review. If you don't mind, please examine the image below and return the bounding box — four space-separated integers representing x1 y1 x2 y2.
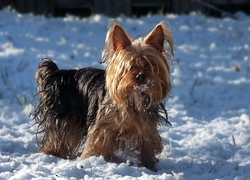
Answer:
33 22 173 170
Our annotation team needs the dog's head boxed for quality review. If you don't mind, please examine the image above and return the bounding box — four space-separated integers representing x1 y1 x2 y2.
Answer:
102 22 174 111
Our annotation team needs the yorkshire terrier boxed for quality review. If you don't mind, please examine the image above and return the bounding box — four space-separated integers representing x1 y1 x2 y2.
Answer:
33 22 173 170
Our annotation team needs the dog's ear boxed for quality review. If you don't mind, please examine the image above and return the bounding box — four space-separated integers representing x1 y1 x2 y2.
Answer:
111 24 132 51
145 22 173 53
144 23 165 51
102 23 132 65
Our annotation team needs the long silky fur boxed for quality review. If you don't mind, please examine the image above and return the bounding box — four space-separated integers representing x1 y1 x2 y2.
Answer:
33 59 106 158
33 59 170 159
33 22 173 170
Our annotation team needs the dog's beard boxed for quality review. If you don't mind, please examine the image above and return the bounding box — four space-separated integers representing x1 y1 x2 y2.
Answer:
129 79 156 111
117 79 160 111
132 93 151 111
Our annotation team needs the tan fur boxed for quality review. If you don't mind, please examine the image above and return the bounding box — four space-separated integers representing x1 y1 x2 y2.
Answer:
34 22 173 170
81 108 162 168
80 22 173 170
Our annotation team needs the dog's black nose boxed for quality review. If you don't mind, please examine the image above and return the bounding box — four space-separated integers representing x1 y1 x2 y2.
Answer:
136 74 146 83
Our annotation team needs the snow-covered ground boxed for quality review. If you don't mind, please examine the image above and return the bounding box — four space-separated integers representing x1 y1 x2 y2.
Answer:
0 9 249 179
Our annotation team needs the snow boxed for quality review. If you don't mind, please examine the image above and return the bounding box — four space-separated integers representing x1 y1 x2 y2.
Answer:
0 9 250 179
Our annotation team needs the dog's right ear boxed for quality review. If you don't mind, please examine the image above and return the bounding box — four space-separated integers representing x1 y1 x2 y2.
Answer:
109 23 132 51
102 23 132 65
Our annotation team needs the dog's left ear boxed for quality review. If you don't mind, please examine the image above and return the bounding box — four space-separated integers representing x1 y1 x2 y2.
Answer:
144 22 173 53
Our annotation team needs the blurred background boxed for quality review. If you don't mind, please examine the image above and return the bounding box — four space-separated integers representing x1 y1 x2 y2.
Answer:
0 0 249 18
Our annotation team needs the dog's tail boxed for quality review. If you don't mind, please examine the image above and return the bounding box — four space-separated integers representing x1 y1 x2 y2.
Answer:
35 58 59 90
33 58 86 159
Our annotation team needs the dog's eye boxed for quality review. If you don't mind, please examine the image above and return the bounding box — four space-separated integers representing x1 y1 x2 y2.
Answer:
144 63 151 69
130 65 136 70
